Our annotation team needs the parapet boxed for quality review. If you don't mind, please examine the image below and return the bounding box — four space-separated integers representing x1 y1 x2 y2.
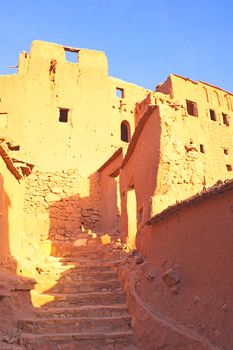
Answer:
17 40 108 77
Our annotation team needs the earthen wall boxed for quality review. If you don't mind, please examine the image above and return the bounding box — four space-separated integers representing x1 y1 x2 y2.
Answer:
136 187 233 350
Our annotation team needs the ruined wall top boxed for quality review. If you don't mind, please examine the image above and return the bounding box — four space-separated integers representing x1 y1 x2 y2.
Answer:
17 40 108 77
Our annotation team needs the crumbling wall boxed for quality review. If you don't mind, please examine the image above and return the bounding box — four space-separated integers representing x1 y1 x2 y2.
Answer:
0 41 149 176
135 184 233 350
23 169 101 248
152 95 233 215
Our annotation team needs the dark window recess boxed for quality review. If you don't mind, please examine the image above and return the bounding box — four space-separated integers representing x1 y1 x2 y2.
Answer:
59 108 69 123
64 48 79 63
200 144 205 153
222 113 230 126
186 100 198 117
226 164 232 171
116 87 124 99
209 109 217 121
121 121 130 142
224 148 229 155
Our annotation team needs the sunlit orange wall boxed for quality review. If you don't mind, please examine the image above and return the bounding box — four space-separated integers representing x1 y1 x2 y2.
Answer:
138 188 233 350
0 41 148 176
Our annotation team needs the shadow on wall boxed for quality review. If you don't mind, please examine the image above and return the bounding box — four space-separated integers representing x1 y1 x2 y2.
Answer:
0 174 35 340
48 172 102 245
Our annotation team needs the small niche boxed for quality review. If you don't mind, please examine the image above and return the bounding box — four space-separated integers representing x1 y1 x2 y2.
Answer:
116 87 124 99
226 164 232 171
59 108 69 123
200 144 205 153
209 109 217 121
64 48 79 63
186 100 198 117
222 113 230 126
223 148 229 155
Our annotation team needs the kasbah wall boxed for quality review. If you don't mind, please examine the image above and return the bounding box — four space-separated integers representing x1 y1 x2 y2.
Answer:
1 40 233 349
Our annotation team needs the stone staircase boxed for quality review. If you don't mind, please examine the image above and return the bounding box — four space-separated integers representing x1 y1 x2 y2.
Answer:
17 238 139 350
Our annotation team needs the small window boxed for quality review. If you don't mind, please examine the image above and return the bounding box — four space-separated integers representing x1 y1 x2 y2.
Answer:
186 100 198 117
121 121 131 142
64 48 79 63
222 113 230 126
226 164 232 171
116 88 124 99
200 144 205 153
59 108 69 123
209 109 217 121
223 148 229 155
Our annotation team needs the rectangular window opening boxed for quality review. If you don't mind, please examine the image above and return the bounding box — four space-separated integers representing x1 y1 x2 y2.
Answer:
226 164 232 171
222 113 230 126
186 100 198 117
59 108 69 123
64 48 79 63
200 144 205 153
116 87 124 99
223 148 229 155
209 109 217 121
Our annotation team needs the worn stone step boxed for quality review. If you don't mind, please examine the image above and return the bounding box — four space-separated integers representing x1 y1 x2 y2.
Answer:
36 304 129 318
18 315 131 334
51 261 117 271
59 257 121 266
61 269 117 282
20 331 135 350
59 255 115 263
47 291 126 307
36 265 116 282
36 279 121 294
51 242 114 257
37 269 118 284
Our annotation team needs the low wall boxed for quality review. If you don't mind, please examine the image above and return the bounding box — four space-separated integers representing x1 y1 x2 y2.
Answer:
133 185 233 350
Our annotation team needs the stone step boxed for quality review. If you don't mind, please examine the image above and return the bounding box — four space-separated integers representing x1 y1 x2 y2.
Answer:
35 278 122 294
46 291 126 307
59 256 121 265
36 264 116 281
20 331 135 350
61 269 117 282
51 242 115 257
49 260 117 271
18 315 132 334
36 304 129 318
62 250 125 261
37 269 118 283
36 279 121 294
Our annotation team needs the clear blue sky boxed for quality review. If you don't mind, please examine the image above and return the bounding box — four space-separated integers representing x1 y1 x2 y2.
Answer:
0 0 232 92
